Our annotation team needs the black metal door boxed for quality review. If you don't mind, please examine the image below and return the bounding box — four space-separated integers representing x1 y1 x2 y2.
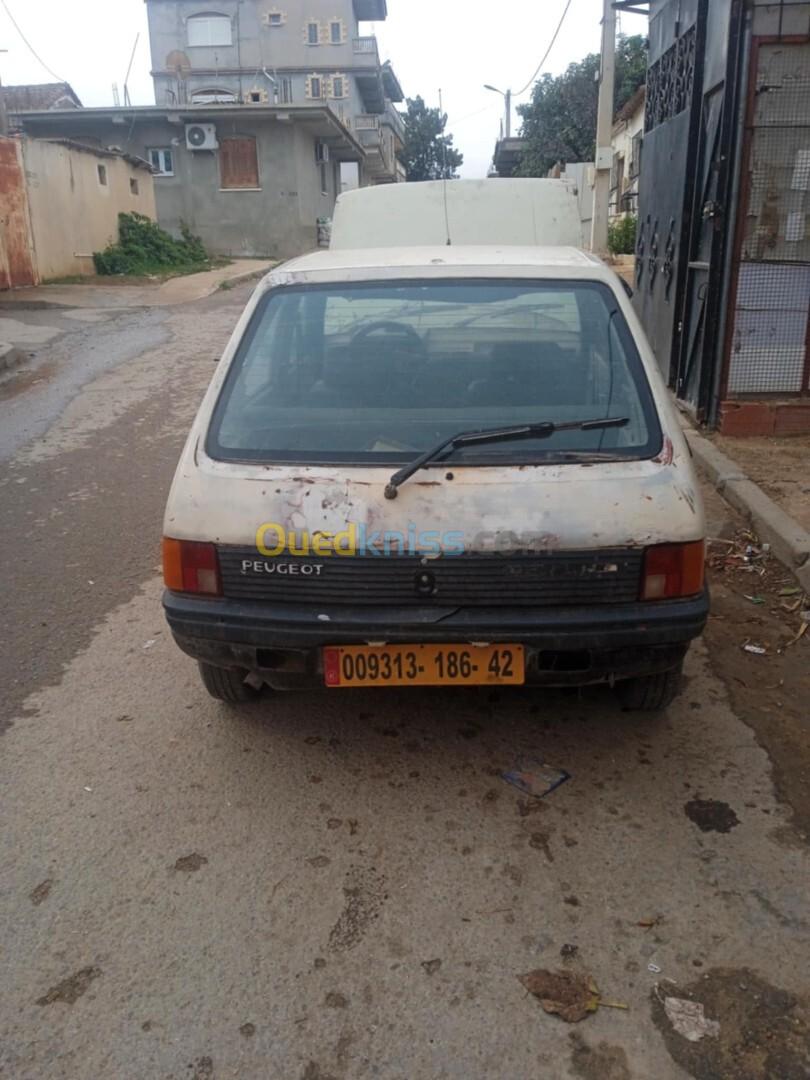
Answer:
633 0 705 386
674 0 744 419
675 85 725 410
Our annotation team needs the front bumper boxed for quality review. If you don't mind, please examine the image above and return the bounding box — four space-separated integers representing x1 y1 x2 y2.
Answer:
163 589 709 689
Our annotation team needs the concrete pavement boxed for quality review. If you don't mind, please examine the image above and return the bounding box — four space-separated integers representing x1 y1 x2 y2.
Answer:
0 259 273 313
1 283 808 1080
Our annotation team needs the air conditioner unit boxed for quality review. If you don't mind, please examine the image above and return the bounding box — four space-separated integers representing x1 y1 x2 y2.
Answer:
315 141 330 164
185 123 219 151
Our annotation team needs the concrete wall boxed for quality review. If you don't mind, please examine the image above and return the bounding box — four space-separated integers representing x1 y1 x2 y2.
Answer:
559 162 594 249
156 116 338 256
14 113 340 259
76 116 334 257
21 140 157 280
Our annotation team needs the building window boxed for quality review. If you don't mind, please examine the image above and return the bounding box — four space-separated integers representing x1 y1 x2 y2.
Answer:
630 131 643 179
248 89 268 103
187 14 233 48
97 164 108 186
279 76 293 103
330 20 343 43
320 161 329 195
307 75 323 99
149 148 174 176
307 21 320 44
266 10 285 26
191 87 237 104
130 178 140 195
610 153 622 192
219 136 260 189
330 75 346 99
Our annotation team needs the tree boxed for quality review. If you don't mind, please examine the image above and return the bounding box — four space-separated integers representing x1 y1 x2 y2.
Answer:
401 96 464 182
516 35 648 178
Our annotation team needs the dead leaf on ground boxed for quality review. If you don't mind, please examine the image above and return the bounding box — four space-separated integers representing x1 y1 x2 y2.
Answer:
518 968 600 1023
784 622 808 649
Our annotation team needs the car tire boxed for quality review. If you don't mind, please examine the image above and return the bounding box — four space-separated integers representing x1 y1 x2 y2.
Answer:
615 664 683 713
198 661 261 704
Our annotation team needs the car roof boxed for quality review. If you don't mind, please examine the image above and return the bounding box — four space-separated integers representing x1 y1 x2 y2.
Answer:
263 247 622 292
278 245 601 275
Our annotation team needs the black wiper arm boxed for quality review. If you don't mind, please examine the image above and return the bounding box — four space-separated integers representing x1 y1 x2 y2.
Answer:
383 417 629 499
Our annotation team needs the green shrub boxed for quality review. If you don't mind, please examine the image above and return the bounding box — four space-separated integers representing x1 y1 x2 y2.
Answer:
93 213 210 276
608 214 638 256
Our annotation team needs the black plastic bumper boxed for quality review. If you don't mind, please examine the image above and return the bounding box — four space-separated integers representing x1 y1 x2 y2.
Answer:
163 589 709 688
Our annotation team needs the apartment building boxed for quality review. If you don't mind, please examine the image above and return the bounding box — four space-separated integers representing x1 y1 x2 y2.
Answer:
147 0 405 184
11 1 405 258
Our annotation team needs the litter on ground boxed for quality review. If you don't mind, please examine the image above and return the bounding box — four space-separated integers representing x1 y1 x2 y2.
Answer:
502 761 571 799
664 996 721 1042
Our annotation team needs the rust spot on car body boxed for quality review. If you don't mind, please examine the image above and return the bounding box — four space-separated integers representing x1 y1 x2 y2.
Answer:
653 436 674 466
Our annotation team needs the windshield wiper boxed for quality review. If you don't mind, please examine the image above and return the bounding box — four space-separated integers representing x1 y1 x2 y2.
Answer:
383 417 630 499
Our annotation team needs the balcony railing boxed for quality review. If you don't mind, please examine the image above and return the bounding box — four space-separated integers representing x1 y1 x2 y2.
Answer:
383 103 405 142
353 36 379 57
355 114 381 131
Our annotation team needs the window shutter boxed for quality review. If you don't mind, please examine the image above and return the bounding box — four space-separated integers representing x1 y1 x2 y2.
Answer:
220 137 260 189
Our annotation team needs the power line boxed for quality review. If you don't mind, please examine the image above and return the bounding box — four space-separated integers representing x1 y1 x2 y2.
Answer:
452 103 500 127
514 0 575 97
0 0 67 84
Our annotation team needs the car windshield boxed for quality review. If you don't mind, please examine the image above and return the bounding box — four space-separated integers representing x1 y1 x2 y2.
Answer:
207 279 662 464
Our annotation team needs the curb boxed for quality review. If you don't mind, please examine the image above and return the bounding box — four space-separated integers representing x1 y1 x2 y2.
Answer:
0 343 25 374
206 267 276 302
685 428 810 593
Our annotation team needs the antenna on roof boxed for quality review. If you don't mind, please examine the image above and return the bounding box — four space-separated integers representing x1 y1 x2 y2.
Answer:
438 88 452 246
122 32 140 107
112 82 120 107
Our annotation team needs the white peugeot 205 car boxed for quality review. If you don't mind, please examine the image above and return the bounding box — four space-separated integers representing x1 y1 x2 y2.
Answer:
161 239 707 713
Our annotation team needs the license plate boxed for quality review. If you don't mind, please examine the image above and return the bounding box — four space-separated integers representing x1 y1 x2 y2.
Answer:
324 644 525 687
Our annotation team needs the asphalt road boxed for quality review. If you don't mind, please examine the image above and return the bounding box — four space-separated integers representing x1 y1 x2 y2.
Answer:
1 283 808 1080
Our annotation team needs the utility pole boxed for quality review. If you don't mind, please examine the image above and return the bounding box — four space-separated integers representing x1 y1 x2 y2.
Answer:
590 0 616 254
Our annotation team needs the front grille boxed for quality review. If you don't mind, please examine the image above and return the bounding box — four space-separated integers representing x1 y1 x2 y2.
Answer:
218 548 643 607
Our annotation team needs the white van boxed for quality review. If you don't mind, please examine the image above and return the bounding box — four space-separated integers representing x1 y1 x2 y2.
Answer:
162 243 708 711
330 179 582 250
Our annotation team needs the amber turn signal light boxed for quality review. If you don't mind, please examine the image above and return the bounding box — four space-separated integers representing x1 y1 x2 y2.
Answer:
162 537 222 596
642 541 706 601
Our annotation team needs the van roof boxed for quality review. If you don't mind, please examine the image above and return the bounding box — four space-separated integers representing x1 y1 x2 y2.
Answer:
271 245 608 280
329 179 584 250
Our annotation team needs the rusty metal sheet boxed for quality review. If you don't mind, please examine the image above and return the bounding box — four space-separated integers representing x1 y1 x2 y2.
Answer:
0 137 36 290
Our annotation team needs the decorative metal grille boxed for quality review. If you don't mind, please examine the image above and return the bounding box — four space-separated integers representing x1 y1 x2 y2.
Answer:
727 41 810 395
645 27 697 133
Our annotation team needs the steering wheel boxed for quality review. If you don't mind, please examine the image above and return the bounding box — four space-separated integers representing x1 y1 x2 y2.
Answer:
350 320 427 359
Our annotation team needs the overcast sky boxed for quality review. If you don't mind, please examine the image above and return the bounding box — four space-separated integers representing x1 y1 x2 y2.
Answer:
0 0 647 178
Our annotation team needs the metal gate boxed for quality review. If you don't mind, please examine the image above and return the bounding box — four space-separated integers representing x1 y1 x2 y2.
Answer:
633 0 705 385
721 35 810 401
674 0 743 419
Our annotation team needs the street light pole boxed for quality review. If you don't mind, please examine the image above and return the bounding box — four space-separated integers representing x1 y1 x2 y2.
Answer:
591 0 616 254
483 84 512 139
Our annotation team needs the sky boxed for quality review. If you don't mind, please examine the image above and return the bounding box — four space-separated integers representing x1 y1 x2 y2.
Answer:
0 0 647 178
